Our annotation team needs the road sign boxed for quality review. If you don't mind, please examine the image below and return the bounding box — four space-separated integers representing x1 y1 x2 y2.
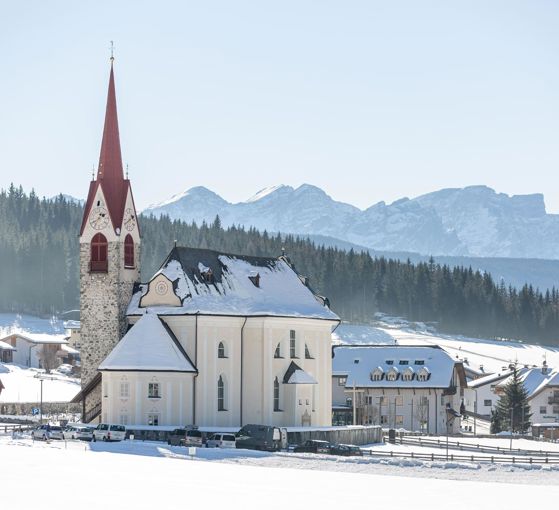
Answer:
32 407 39 416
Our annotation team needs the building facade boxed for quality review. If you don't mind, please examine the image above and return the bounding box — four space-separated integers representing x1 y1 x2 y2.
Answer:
332 345 466 434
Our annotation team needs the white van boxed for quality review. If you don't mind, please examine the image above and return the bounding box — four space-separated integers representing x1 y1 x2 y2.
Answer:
93 423 126 442
206 433 236 449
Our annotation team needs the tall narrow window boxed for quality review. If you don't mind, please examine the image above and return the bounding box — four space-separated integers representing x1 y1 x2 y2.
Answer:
217 375 226 411
120 381 130 398
274 343 281 358
218 342 226 358
90 233 108 272
290 330 296 358
124 234 134 268
273 377 281 411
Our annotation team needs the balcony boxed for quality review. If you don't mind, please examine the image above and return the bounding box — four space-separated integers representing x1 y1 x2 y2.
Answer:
548 396 559 405
443 385 457 396
90 260 108 273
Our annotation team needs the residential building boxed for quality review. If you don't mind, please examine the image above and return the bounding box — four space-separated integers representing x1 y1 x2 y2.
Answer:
332 345 466 434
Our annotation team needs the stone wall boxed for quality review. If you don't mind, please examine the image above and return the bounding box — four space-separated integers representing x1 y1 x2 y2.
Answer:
79 238 140 416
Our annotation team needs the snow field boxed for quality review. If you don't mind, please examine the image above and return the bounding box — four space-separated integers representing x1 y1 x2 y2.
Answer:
2 436 559 510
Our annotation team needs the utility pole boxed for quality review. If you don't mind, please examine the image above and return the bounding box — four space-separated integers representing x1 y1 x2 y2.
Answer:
473 389 477 436
410 399 414 432
352 382 356 426
510 406 514 451
39 378 44 424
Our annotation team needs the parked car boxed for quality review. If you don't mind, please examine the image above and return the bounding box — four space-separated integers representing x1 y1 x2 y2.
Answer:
329 444 363 457
167 428 188 446
92 423 126 442
63 425 94 441
32 424 51 441
48 426 64 440
235 424 285 452
56 364 74 376
184 428 203 447
293 440 331 454
206 433 236 448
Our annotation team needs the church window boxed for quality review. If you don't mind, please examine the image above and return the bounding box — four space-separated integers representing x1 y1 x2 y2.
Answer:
290 330 296 358
274 343 282 358
147 413 160 426
90 233 108 272
120 381 129 398
148 382 160 398
217 375 226 411
273 377 281 411
124 234 134 268
218 342 227 358
305 343 313 359
119 413 128 425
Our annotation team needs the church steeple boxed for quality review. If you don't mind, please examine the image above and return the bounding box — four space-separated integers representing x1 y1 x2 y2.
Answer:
80 60 130 235
97 62 124 183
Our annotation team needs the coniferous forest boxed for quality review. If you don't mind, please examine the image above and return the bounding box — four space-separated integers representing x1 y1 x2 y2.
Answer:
2 185 559 346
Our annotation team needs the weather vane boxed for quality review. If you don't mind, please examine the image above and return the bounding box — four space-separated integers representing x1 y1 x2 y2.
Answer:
110 40 115 62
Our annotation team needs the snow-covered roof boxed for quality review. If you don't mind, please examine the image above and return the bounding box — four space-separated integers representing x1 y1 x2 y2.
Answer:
496 367 559 400
0 332 68 345
332 345 460 388
63 320 81 330
127 246 339 321
283 362 317 384
61 344 79 355
99 313 196 372
0 341 15 351
468 370 513 389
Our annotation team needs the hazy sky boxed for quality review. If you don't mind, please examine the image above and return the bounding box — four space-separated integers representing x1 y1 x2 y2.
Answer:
1 1 559 211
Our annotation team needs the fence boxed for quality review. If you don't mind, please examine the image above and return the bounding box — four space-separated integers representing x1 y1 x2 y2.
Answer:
361 448 559 465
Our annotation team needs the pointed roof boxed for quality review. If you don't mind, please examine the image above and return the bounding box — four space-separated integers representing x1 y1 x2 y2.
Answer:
283 361 317 384
99 313 197 372
80 61 132 235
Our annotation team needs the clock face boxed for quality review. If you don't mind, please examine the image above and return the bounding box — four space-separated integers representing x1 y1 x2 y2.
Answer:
89 206 109 230
124 208 136 231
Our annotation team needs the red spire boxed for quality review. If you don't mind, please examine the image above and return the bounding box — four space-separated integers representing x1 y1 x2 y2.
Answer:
80 60 131 236
97 61 124 182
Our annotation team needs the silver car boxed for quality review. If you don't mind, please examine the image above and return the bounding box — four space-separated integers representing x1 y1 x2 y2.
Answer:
63 425 94 441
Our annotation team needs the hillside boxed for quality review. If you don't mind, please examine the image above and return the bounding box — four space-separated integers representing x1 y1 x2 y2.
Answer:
145 184 559 259
3 185 559 345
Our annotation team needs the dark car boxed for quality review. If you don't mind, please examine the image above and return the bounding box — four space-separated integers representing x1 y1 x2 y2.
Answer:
293 439 331 454
235 424 284 452
329 444 363 457
168 428 187 446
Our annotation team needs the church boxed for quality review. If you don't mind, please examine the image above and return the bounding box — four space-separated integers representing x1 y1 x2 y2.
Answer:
73 59 340 428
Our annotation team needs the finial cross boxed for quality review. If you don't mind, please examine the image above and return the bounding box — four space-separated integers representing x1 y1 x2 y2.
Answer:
110 40 115 61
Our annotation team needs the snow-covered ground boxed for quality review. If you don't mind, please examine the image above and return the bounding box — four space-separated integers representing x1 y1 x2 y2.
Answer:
0 312 65 336
334 319 559 376
0 363 80 403
1 436 558 510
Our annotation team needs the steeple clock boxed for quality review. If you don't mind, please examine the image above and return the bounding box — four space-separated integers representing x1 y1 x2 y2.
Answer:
78 59 141 422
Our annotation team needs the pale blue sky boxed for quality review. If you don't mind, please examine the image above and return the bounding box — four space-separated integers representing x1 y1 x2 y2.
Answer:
1 1 558 211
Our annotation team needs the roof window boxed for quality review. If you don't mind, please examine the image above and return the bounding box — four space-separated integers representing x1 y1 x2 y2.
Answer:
385 360 394 365
414 360 425 365
398 360 409 365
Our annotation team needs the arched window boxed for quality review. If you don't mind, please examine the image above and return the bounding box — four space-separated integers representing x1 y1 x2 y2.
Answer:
273 377 281 411
290 330 296 358
274 343 281 358
217 375 226 411
90 233 108 272
218 342 226 358
124 234 134 268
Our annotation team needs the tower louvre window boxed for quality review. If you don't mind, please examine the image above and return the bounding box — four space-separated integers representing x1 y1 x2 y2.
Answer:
90 233 108 272
124 234 134 268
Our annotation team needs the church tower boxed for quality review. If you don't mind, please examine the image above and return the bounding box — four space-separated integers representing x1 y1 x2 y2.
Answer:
78 59 141 422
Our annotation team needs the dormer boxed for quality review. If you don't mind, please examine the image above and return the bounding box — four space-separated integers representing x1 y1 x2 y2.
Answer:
248 272 261 288
198 263 213 283
386 366 399 381
402 367 415 381
417 366 431 382
370 367 384 381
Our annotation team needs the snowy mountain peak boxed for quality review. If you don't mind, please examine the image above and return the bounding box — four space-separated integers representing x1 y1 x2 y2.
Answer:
141 184 559 259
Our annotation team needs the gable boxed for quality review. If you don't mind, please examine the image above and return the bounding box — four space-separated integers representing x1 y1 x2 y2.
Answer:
139 274 182 308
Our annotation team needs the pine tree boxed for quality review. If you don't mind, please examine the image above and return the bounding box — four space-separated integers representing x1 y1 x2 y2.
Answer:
495 365 532 434
490 408 503 434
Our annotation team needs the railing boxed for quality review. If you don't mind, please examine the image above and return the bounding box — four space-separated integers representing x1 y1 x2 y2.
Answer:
389 435 559 458
83 403 101 423
361 448 559 464
548 396 559 405
0 424 35 435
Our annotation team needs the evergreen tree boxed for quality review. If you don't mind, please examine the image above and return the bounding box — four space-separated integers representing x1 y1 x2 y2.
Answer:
495 365 532 434
490 408 503 434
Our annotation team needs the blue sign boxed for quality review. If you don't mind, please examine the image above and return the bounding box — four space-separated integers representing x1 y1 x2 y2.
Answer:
32 407 40 416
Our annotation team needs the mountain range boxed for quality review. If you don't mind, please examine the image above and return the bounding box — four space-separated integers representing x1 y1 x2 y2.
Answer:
143 184 559 260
